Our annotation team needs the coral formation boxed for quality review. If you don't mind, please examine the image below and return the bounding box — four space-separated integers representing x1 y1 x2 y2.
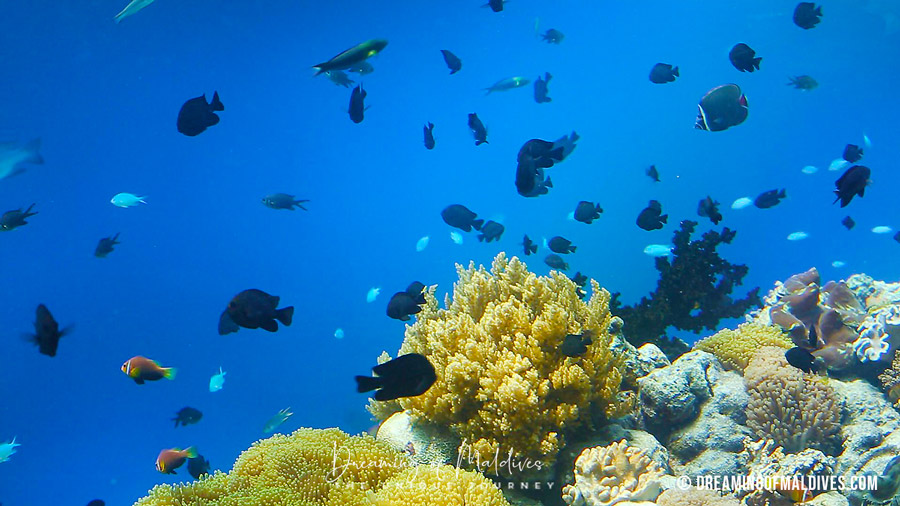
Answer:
561 439 666 506
743 347 841 454
656 488 740 506
611 220 761 359
693 322 792 372
369 253 627 473
372 464 511 505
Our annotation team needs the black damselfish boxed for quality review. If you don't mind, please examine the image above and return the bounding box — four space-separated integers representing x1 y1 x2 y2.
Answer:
355 353 436 401
177 92 224 136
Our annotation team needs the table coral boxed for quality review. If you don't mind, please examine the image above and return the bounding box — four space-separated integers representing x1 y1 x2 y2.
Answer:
693 322 792 372
369 252 627 474
561 439 666 506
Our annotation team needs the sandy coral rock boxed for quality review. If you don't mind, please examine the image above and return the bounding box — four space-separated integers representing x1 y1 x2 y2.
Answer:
623 343 670 386
561 440 666 506
638 351 720 432
376 410 460 466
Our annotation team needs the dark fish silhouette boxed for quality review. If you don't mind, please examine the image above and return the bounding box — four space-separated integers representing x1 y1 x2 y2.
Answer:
386 282 426 321
441 204 483 232
177 92 224 136
348 84 367 124
172 407 203 428
468 113 488 145
787 75 817 90
833 165 870 207
894 232 900 245
729 43 761 72
423 122 435 150
313 39 388 76
534 72 552 103
544 253 569 271
523 235 538 255
94 233 120 258
560 331 592 357
570 272 588 288
697 196 723 224
793 2 822 29
0 204 37 231
785 347 820 373
541 29 564 44
515 132 579 197
695 84 748 131
843 144 863 163
842 216 855 230
478 221 505 243
187 455 211 479
548 236 576 254
754 189 787 209
355 353 436 401
484 0 505 12
218 289 294 335
649 63 679 84
347 61 375 75
646 165 660 182
574 201 602 224
87 501 105 506
323 70 355 88
27 304 70 357
440 50 462 74
636 200 667 231
262 193 309 211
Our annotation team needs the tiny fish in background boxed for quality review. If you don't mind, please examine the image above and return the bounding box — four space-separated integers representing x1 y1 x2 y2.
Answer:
177 92 224 136
312 39 388 76
347 61 374 75
449 231 463 245
484 77 529 94
649 63 679 84
441 204 483 231
793 2 823 29
263 407 293 433
172 407 203 428
27 304 70 357
842 216 855 230
533 72 552 103
787 75 817 90
574 201 602 224
386 282 426 321
832 261 846 268
522 235 537 255
541 28 564 44
366 287 381 303
478 221 504 242
829 158 850 171
334 328 344 339
110 193 146 208
209 367 226 392
754 189 786 209
484 0 506 13
787 231 809 241
731 197 753 209
416 236 430 252
440 50 461 74
646 165 660 182
872 226 893 234
156 446 198 474
729 43 762 72
697 196 723 225
262 193 309 211
87 500 106 506
423 122 435 150
323 70 354 88
643 244 673 257
843 144 864 163
94 233 121 258
121 356 176 385
801 165 818 174
548 236 576 254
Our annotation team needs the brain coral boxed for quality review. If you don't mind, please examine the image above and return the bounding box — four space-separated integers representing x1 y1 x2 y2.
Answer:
743 347 841 454
132 427 409 506
693 322 792 372
370 252 626 473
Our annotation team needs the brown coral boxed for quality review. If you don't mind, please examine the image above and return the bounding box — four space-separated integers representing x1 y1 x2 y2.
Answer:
693 322 792 372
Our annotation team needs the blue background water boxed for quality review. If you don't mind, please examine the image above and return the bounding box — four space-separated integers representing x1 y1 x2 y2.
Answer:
1 1 898 504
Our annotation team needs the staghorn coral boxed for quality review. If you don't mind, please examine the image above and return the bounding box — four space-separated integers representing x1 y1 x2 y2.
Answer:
693 322 792 372
369 252 627 473
372 464 511 505
743 347 841 454
132 427 410 506
561 439 666 506
611 220 761 360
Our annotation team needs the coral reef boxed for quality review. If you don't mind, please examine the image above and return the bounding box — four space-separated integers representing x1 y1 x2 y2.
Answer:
374 410 460 466
372 465 511 505
655 488 740 506
561 439 667 506
369 253 628 472
693 322 792 372
743 347 842 454
611 220 761 359
879 353 900 406
738 437 835 506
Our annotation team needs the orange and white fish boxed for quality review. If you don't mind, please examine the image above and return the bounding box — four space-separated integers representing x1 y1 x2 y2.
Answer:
121 356 176 385
155 447 197 474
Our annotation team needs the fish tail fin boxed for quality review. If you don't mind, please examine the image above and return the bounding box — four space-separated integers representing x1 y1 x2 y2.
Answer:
472 219 484 231
210 92 224 111
672 66 679 77
277 306 294 327
815 6 822 15
545 177 553 188
661 214 669 224
779 189 787 198
163 367 177 380
753 57 762 70
529 244 537 254
183 446 199 459
355 375 381 393
570 246 577 253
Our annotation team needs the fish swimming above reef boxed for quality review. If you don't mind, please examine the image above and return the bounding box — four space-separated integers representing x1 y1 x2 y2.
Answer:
729 43 762 72
209 367 226 392
218 289 294 335
484 77 530 94
484 0 506 13
0 204 37 231
643 244 673 257
541 29 564 44
441 204 483 232
574 201 603 224
111 193 146 208
549 236 576 254
523 235 538 255
177 92 224 136
114 0 155 23
121 356 176 385
636 200 668 231
348 84 367 124
843 144 864 163
794 2 823 29
649 63 679 84
262 193 309 211
785 347 822 373
478 221 505 243
386 282 426 321
263 407 293 433
423 122 435 150
754 188 786 209
697 196 723 225
323 70 355 88
0 139 42 181
172 407 203 428
467 113 488 145
534 72 552 103
787 75 818 90
156 447 198 474
695 84 748 131
313 39 388 76
94 233 121 258
646 165 660 182
27 304 70 357
356 353 436 401
560 331 592 357
842 216 855 230
544 253 569 270
187 455 211 480
833 165 871 207
440 50 462 74
515 132 579 197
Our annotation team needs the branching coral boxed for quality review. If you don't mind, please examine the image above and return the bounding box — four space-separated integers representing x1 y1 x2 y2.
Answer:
743 347 841 454
611 220 761 359
369 252 627 473
561 439 666 506
693 322 792 372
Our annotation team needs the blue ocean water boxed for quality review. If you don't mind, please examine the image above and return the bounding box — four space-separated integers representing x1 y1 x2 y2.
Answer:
0 1 898 504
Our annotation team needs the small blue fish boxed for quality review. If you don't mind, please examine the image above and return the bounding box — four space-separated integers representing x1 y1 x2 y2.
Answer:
832 261 846 268
416 236 430 252
449 231 463 245
787 231 809 241
111 193 146 208
801 165 818 174
334 328 345 339
872 226 893 234
366 287 381 303
209 367 226 392
731 197 753 209
643 244 673 257
484 77 530 94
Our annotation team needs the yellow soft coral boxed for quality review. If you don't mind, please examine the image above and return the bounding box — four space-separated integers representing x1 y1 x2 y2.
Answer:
370 253 626 472
693 322 792 372
373 465 511 505
132 428 409 506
